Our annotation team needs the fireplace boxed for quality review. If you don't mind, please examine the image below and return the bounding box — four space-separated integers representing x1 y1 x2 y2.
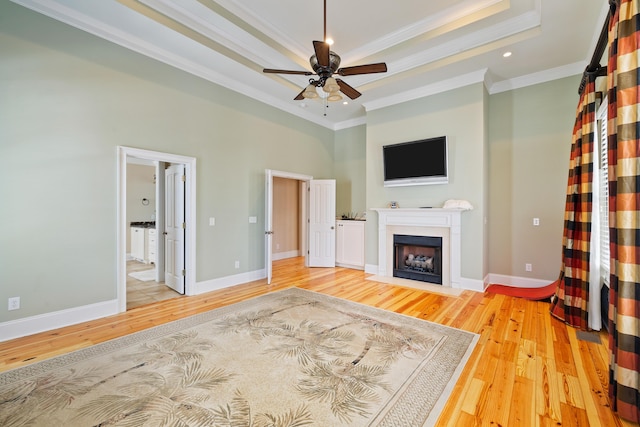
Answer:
372 208 463 288
393 235 442 284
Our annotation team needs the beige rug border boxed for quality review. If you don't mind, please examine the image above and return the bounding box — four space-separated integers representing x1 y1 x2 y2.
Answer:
367 275 463 296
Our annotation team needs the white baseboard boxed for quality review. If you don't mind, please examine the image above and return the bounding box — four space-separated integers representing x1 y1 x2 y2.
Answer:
364 264 378 275
0 300 119 343
486 273 553 289
459 277 485 292
1 269 548 343
272 250 300 261
194 269 266 295
336 262 364 270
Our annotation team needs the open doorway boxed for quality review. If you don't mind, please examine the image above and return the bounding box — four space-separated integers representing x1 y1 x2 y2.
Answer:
265 170 336 284
117 147 196 312
271 176 305 262
125 158 172 309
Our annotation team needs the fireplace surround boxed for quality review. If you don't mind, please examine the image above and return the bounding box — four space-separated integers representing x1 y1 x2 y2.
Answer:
372 208 463 288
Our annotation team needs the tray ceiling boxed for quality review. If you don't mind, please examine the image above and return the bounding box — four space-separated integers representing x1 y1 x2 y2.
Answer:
12 0 607 129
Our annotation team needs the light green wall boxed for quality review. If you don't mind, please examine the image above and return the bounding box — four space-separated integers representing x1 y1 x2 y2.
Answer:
365 84 488 281
0 1 584 326
334 125 366 218
0 2 333 321
488 75 578 280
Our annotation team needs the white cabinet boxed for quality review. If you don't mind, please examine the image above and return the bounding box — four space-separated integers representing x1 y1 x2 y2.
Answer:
130 226 146 262
130 227 157 264
147 229 157 263
336 220 365 270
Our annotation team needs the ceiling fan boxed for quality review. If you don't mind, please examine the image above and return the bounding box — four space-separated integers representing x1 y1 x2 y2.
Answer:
262 0 387 101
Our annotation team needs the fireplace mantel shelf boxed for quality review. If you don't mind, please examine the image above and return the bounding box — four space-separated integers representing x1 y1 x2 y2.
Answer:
372 207 465 288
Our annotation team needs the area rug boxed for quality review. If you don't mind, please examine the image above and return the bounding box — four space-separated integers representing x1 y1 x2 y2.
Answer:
128 269 156 282
0 288 478 426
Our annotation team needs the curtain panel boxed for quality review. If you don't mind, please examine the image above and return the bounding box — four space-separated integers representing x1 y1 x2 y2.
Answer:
549 80 596 330
607 0 640 422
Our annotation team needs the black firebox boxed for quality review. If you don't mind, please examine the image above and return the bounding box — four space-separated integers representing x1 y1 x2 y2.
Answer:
393 234 442 284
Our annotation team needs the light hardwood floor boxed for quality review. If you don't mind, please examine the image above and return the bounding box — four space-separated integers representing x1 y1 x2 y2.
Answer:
126 260 182 310
0 257 634 426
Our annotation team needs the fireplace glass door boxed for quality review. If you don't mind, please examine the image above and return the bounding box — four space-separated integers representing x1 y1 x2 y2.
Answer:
393 234 442 284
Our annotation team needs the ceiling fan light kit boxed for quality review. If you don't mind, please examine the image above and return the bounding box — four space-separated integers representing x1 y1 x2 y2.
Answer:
263 0 387 107
302 83 319 99
323 77 340 93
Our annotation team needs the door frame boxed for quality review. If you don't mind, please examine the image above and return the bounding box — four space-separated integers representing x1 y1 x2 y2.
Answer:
117 146 196 312
265 169 312 284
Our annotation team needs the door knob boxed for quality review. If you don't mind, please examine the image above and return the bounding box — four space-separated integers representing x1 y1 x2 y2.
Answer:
163 232 168 235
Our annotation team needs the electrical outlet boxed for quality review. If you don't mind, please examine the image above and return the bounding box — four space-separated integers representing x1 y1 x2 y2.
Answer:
235 261 240 269
525 263 532 272
209 217 215 226
533 218 540 226
8 297 20 311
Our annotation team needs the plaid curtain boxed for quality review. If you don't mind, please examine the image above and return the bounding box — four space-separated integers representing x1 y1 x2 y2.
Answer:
549 78 596 330
607 0 640 422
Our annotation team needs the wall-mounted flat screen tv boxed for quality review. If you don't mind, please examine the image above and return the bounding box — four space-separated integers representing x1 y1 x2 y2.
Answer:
383 136 448 187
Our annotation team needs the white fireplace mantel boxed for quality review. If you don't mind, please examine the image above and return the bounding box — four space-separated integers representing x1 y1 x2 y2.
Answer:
372 208 463 288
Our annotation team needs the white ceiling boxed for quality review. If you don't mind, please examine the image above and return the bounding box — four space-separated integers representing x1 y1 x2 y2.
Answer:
12 0 608 130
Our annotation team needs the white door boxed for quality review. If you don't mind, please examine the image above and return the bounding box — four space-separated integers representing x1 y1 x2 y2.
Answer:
165 164 185 294
308 179 336 267
265 170 274 284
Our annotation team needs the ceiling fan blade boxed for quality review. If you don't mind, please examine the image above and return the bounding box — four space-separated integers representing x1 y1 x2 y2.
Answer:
294 88 306 100
337 62 387 76
313 41 330 68
263 68 313 76
336 79 361 100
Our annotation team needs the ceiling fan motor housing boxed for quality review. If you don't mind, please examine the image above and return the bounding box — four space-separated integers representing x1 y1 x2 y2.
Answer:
311 51 341 85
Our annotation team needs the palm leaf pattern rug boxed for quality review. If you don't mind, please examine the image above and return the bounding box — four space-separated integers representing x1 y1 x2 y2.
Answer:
0 288 478 426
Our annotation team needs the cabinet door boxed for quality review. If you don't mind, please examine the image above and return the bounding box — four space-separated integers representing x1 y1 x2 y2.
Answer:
131 227 145 261
336 221 365 269
147 229 157 263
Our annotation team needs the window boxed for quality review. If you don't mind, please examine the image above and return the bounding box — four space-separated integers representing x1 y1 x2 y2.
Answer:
596 98 610 286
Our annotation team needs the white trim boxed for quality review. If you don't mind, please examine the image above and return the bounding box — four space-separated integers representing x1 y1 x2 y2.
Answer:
460 277 485 292
273 250 301 261
365 264 379 275
0 300 119 343
372 208 464 288
117 146 197 313
488 62 585 94
364 69 488 112
195 269 266 294
486 273 553 289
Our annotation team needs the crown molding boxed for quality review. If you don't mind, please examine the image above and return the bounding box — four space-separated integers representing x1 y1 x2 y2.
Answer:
488 62 584 94
363 69 488 112
9 0 587 131
345 0 505 61
11 0 339 129
387 8 539 77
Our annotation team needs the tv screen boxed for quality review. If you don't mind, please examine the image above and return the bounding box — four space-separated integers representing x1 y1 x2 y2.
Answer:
383 136 448 187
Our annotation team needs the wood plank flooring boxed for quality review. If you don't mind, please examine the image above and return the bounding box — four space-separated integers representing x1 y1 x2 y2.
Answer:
0 257 634 426
126 260 182 310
